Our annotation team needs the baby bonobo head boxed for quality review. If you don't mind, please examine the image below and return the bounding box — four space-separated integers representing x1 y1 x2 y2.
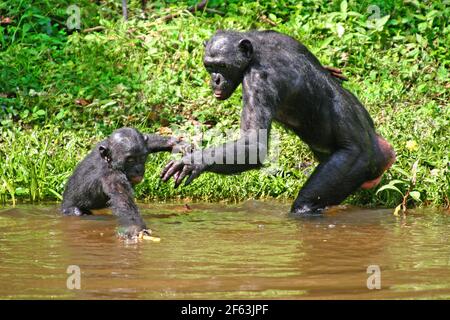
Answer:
98 128 149 185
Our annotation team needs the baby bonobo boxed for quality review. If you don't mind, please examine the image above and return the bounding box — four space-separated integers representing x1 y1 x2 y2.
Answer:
61 127 186 238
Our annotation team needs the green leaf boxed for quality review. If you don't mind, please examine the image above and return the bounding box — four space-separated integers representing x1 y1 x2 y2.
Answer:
48 189 63 200
393 204 402 216
336 24 345 38
376 184 404 196
388 179 408 186
416 34 427 46
340 0 348 13
375 15 390 30
56 110 65 120
320 36 334 49
392 167 411 178
268 13 277 21
101 101 117 108
409 191 421 202
34 110 46 116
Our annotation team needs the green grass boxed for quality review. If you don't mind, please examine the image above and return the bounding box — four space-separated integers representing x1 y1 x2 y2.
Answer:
1 0 449 209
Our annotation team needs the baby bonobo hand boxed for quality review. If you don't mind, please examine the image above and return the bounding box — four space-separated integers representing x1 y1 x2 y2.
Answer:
117 225 151 239
145 134 192 155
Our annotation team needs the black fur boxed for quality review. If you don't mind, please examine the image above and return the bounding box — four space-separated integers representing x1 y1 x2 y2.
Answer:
62 127 183 237
161 30 395 215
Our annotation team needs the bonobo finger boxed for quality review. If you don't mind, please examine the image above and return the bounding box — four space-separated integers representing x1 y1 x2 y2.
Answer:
174 166 192 188
117 224 145 239
162 161 184 182
185 169 202 186
161 161 181 181
324 66 342 74
332 72 348 81
160 160 175 179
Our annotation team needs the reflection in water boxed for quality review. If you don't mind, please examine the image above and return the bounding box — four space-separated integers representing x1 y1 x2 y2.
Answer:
0 201 449 299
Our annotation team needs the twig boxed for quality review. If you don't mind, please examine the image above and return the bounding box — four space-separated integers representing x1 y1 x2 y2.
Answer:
82 26 106 33
205 8 224 16
259 14 277 26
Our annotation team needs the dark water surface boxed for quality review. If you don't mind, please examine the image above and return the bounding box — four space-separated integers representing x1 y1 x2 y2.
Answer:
0 201 449 299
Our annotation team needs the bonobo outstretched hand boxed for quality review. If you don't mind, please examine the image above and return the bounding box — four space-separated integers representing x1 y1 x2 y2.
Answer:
161 158 207 188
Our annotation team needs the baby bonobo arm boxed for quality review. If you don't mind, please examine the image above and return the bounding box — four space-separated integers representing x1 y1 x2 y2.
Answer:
101 172 147 238
144 134 191 154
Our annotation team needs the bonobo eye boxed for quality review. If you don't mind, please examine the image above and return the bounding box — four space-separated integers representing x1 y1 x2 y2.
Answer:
126 157 136 164
204 63 214 73
204 62 228 73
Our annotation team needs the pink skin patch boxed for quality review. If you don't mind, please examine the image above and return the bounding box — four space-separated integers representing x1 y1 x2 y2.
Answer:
361 176 382 189
361 136 396 190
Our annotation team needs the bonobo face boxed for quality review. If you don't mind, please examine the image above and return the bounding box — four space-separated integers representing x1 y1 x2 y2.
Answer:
99 128 149 185
203 32 253 100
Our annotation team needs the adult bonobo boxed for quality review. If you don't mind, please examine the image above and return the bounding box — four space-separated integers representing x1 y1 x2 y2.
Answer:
62 127 187 237
161 30 395 215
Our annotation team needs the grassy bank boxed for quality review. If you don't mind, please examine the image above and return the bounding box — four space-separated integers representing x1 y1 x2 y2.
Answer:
1 0 449 209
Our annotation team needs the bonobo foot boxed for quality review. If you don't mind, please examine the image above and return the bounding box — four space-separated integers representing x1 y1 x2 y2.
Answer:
62 207 92 216
289 203 325 216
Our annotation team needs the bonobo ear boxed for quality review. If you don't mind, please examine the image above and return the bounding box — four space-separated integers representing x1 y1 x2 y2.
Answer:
99 145 112 163
238 39 253 59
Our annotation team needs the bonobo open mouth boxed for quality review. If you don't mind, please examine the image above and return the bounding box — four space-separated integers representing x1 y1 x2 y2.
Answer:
130 176 143 185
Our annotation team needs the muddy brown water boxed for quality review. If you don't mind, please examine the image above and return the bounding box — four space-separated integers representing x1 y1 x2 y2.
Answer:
0 201 449 299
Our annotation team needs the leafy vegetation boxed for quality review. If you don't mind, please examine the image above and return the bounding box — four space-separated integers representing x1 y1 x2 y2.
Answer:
1 0 449 209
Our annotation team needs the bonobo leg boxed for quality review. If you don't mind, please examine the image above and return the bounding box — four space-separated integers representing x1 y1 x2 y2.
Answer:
62 206 92 216
291 149 369 215
361 135 396 189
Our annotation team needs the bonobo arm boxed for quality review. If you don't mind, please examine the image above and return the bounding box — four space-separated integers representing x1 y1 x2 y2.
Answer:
161 84 275 187
204 91 274 174
144 134 186 153
101 172 147 237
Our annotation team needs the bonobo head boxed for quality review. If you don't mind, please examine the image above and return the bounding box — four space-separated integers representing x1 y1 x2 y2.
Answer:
203 30 253 100
99 128 149 185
